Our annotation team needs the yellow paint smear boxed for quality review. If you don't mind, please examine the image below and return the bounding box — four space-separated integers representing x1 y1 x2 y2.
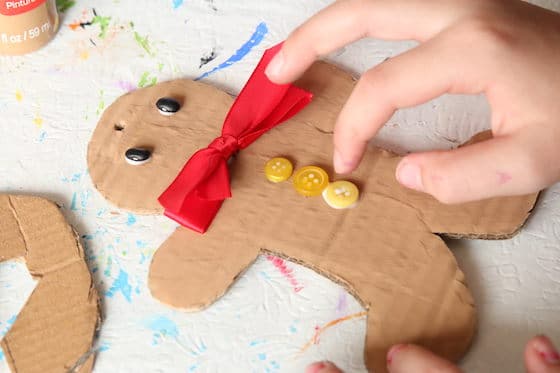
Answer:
33 116 43 129
15 90 23 102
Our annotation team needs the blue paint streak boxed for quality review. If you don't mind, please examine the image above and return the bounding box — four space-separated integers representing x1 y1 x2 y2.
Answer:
98 342 110 352
145 315 179 338
172 0 184 9
105 269 132 302
258 353 267 361
126 213 137 226
0 349 3 361
195 22 268 81
70 192 77 211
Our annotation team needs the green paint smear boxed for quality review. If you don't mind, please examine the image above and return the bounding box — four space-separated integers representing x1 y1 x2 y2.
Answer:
92 14 112 39
96 90 105 115
134 32 155 56
56 0 75 12
138 72 157 88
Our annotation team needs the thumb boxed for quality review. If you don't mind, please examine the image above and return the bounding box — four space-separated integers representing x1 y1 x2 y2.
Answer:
387 344 461 373
395 133 551 204
525 335 560 373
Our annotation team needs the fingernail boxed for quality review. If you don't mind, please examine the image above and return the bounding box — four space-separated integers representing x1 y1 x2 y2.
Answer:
534 335 560 365
265 50 285 79
334 149 354 174
387 344 407 365
305 362 326 373
396 162 424 191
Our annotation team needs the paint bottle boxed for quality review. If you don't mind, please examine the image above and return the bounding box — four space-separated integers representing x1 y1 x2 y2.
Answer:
0 0 59 56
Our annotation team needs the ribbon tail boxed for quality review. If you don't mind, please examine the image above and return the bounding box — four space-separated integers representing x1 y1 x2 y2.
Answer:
158 151 231 233
163 198 224 234
196 160 232 200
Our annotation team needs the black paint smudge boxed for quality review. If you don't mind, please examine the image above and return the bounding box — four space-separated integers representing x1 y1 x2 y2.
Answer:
206 0 217 11
199 49 217 68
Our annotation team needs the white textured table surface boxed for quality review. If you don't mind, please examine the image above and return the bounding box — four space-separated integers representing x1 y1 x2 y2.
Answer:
1 1 559 372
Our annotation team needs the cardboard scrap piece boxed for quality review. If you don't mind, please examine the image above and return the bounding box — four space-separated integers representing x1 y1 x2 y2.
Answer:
87 61 538 372
0 195 100 373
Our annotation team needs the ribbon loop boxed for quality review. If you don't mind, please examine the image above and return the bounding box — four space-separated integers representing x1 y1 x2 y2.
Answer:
158 43 313 233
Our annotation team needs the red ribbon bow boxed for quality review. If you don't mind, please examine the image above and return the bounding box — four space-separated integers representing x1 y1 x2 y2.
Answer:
158 43 313 233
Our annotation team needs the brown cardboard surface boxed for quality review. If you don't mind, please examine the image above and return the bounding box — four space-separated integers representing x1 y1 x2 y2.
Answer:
87 61 538 372
0 195 100 373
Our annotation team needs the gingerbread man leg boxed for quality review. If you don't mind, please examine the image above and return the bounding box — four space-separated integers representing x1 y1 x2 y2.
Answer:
280 195 476 373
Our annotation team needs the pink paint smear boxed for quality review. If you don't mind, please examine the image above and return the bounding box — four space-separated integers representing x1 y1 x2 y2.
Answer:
266 255 303 293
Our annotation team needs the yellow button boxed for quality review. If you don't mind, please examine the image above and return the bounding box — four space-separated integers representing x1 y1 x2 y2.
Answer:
322 180 359 209
265 157 293 183
293 166 329 196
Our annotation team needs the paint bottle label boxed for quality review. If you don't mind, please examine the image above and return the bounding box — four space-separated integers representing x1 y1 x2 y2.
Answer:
0 0 59 55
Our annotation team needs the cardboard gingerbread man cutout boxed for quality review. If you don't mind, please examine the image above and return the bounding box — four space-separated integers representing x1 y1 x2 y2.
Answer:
87 57 537 372
0 195 100 373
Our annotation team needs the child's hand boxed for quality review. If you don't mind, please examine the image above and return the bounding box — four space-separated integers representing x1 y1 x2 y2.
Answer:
266 0 560 203
305 336 560 373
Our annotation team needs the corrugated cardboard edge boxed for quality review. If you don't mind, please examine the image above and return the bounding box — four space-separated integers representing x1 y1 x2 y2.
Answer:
0 195 101 373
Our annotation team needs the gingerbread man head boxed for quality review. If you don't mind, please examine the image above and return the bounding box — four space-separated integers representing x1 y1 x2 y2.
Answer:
87 60 537 372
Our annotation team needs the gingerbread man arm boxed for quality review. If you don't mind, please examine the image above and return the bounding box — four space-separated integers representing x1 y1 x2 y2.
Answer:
0 195 100 373
149 224 261 310
357 132 539 239
292 62 538 239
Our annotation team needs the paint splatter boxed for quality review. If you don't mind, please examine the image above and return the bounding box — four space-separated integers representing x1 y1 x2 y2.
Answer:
33 115 43 129
266 255 303 293
138 72 157 88
126 213 137 226
196 22 268 80
300 311 367 352
96 89 105 115
172 0 184 9
199 48 217 68
70 192 78 211
117 80 136 92
335 291 348 317
61 172 83 183
249 339 266 347
56 0 76 12
91 10 112 39
134 32 155 56
98 342 110 352
205 0 217 11
15 90 23 102
105 269 132 302
144 315 179 344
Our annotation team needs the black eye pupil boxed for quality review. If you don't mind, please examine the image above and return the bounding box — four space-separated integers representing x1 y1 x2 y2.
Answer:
156 97 181 115
125 148 151 164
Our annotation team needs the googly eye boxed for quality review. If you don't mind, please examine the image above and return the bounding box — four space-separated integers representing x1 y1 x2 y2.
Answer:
156 97 181 116
125 148 151 165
